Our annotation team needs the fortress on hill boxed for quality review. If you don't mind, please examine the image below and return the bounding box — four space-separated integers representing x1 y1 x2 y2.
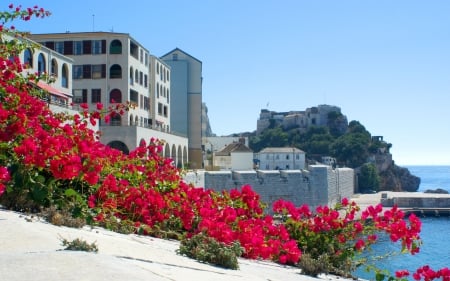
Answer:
256 104 348 135
184 165 354 211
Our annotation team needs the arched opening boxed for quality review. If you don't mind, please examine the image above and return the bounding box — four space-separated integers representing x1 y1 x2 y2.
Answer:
23 48 33 67
51 59 58 77
109 89 122 103
110 64 122 79
129 67 134 84
164 143 170 159
109 39 122 54
135 116 138 126
171 144 177 165
107 141 129 154
183 146 188 168
61 64 69 88
129 114 134 125
177 145 183 168
37 53 46 74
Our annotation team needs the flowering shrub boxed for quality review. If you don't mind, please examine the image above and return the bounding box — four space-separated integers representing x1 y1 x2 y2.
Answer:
0 4 449 280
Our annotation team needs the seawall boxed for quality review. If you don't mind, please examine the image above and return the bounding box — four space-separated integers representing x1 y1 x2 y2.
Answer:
184 165 354 211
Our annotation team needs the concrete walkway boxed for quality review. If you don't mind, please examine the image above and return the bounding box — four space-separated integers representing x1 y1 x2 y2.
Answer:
0 209 346 281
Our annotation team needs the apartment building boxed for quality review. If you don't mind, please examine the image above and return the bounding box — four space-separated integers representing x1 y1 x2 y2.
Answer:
30 32 188 167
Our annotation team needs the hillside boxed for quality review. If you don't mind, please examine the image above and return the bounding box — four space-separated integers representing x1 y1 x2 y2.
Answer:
236 107 421 192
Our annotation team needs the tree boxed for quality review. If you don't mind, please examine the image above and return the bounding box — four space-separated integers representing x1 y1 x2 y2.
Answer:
358 163 380 192
330 132 370 168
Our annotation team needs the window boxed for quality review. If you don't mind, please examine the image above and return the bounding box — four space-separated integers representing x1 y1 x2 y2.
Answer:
73 65 83 79
109 39 122 54
83 40 91 54
144 74 148 87
172 53 178 60
110 89 122 103
140 49 143 63
23 48 33 67
92 40 102 54
163 105 168 117
134 69 138 83
55 42 64 54
144 96 149 111
144 53 148 65
73 41 83 55
167 89 169 103
130 89 138 104
156 62 159 74
130 41 138 59
167 70 170 82
296 154 300 160
92 64 105 79
156 83 159 98
139 71 143 85
61 64 69 88
37 53 46 74
129 67 133 84
83 64 91 79
140 95 143 109
73 89 87 103
110 64 122 79
286 155 290 160
158 102 163 115
63 41 73 55
91 89 101 103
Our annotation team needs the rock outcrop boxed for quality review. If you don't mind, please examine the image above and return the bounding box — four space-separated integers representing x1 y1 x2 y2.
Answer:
379 164 420 192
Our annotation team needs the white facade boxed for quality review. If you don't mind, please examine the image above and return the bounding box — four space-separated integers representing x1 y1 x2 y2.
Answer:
214 150 254 171
30 32 188 166
255 147 305 170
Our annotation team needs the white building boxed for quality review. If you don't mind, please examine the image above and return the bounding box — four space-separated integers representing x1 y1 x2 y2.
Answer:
30 32 188 167
213 141 253 171
255 147 305 170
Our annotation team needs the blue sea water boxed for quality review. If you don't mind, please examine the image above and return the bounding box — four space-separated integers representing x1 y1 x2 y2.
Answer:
355 165 450 280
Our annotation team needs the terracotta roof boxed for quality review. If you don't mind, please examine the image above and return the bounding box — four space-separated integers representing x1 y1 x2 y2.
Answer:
215 142 253 156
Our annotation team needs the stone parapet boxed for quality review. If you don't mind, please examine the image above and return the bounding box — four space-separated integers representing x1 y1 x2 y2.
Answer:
184 165 354 211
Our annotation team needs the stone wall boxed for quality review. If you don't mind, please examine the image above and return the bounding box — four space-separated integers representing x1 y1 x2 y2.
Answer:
183 165 354 212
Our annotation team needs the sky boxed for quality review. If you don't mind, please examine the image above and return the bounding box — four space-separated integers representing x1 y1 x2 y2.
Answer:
10 0 450 166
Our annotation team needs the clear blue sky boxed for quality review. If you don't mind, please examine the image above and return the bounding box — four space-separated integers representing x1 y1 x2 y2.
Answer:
12 0 450 165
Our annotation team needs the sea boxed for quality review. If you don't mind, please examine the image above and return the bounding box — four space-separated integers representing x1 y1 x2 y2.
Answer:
354 165 450 280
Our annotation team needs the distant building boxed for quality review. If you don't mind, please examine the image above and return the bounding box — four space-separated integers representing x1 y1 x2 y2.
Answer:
161 48 203 169
255 147 305 170
214 139 253 170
